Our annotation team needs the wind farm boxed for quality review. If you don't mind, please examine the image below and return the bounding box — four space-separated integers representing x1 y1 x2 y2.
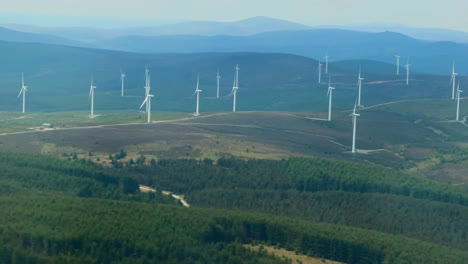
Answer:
0 11 467 264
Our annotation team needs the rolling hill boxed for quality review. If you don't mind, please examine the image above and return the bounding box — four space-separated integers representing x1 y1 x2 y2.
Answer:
0 27 85 47
0 40 458 113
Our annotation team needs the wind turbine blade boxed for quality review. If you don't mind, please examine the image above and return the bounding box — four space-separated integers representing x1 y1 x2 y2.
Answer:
17 89 23 98
139 97 148 109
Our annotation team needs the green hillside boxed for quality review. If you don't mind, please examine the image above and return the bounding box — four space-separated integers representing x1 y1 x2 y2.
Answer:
0 152 467 263
0 40 455 113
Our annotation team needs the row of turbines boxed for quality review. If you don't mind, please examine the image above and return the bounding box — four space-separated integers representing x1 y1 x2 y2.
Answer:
319 52 464 153
14 56 464 154
89 65 241 122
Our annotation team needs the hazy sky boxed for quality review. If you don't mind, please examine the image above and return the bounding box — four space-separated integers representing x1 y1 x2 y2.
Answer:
2 0 467 31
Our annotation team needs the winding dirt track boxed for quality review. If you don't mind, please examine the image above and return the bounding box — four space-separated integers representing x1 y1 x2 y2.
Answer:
139 185 190 208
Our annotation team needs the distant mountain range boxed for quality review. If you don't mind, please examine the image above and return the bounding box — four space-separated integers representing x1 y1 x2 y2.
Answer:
3 16 468 43
0 16 467 75
0 27 86 47
93 29 468 75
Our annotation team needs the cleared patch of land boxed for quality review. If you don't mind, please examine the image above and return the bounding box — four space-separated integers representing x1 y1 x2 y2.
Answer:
245 245 342 264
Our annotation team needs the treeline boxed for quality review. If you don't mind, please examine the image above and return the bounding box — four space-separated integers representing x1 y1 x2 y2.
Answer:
128 157 468 206
0 152 175 204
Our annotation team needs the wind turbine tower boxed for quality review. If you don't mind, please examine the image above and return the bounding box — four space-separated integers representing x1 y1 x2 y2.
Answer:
405 60 411 85
232 64 240 112
318 61 322 84
140 93 154 123
395 55 400 76
456 82 463 121
89 77 96 118
327 80 335 121
357 69 364 106
18 73 28 113
325 52 329 75
120 69 126 97
144 67 151 113
194 74 202 116
216 69 221 98
350 103 360 153
451 63 458 100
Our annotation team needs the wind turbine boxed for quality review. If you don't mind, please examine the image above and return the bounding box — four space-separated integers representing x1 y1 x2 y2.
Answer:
140 92 154 123
120 69 126 97
456 82 463 121
318 61 322 84
405 59 411 85
395 55 400 76
193 74 202 116
327 80 335 121
325 51 329 75
232 64 240 112
216 69 221 98
18 73 27 113
350 102 360 153
450 63 458 100
89 77 96 118
357 68 364 107
144 67 151 113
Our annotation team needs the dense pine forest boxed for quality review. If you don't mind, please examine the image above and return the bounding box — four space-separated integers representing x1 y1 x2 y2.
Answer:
1 152 467 263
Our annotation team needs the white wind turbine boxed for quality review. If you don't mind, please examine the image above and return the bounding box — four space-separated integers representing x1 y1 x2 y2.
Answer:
327 80 335 121
357 68 364 107
456 82 463 121
140 92 154 123
89 77 96 118
120 69 126 97
395 55 400 76
450 63 458 100
325 51 329 75
144 67 151 113
18 73 28 113
193 74 202 116
405 59 411 85
216 69 221 98
318 61 322 84
232 64 240 112
350 102 360 153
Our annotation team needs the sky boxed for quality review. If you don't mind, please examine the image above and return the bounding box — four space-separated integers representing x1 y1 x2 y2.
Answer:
1 0 467 31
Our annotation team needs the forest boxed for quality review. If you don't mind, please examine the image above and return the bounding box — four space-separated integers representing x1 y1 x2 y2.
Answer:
0 152 467 263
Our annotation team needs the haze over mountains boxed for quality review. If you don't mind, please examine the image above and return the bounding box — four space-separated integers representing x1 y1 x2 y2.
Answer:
0 17 467 75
